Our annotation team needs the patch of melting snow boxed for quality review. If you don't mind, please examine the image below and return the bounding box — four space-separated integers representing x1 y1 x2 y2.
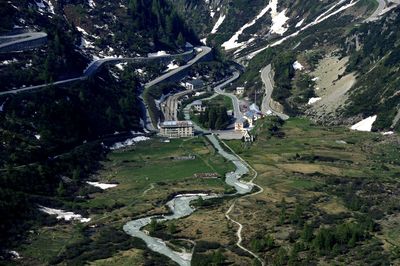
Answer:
295 18 305 28
115 62 127 71
166 61 179 71
0 59 18 66
293 61 304 70
80 37 94 49
43 0 55 14
381 131 394 135
0 101 5 112
211 14 226 34
312 77 320 81
148 51 169 57
76 26 89 36
8 250 21 259
110 136 150 150
222 0 288 50
35 134 41 140
248 0 359 58
87 181 118 190
350 115 377 132
39 206 91 223
88 0 96 8
308 97 321 105
270 1 289 35
222 3 272 50
336 140 347 144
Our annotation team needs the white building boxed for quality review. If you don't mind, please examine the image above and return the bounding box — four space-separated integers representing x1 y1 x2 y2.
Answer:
159 121 194 138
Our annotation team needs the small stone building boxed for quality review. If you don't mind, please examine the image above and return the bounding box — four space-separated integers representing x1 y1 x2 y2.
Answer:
185 79 204 90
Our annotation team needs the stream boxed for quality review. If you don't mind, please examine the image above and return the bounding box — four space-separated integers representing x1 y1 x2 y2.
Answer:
123 132 253 265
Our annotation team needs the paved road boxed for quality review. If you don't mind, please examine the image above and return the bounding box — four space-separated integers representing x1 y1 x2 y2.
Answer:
143 46 212 130
83 49 194 77
0 48 197 96
144 46 212 89
0 32 47 53
260 65 289 120
0 77 85 96
366 0 400 22
213 71 242 120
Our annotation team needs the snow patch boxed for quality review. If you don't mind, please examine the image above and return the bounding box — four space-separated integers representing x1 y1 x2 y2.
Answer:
80 37 94 49
0 101 5 112
8 250 21 259
211 14 226 34
0 59 18 66
35 0 55 14
35 134 41 140
148 51 169 57
295 18 305 28
248 0 359 58
165 61 179 71
222 0 288 50
87 181 118 190
110 136 150 150
381 131 394 136
76 26 89 36
293 61 304 70
39 206 91 223
269 0 289 35
115 62 127 71
88 0 96 8
222 4 272 50
308 97 321 105
350 115 377 132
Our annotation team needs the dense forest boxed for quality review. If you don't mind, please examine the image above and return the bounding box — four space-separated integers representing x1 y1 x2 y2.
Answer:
198 106 231 130
0 66 143 249
0 0 203 250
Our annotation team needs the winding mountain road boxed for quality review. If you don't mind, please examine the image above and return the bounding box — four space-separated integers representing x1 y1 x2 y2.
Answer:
141 46 212 130
260 65 289 120
366 0 400 22
0 32 47 53
144 47 212 89
0 48 197 96
214 71 243 121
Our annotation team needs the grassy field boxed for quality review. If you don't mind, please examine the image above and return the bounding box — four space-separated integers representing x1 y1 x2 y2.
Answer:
223 117 400 265
17 137 235 265
15 118 400 265
160 117 400 265
204 95 234 110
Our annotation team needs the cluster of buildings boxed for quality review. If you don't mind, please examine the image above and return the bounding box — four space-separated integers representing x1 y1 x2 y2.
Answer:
158 84 263 142
234 103 263 130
